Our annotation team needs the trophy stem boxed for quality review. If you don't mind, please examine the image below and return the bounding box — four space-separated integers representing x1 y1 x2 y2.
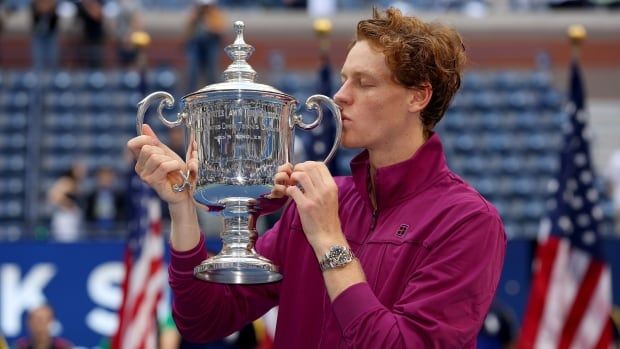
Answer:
194 198 283 284
220 200 257 255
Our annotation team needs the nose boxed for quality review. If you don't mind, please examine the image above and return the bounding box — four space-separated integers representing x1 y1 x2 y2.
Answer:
333 81 351 106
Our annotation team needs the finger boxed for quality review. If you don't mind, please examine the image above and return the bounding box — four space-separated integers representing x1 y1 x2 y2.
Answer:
311 161 331 183
142 124 160 143
143 158 185 185
127 135 157 159
187 155 199 180
142 151 177 177
135 144 165 173
185 136 196 162
274 171 291 186
290 171 316 196
285 184 308 205
277 162 293 175
293 162 323 186
312 162 335 189
304 161 333 189
269 184 288 199
142 124 184 161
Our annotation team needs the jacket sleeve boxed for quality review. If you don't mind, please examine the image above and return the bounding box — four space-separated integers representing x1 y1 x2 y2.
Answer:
331 211 507 348
169 213 289 343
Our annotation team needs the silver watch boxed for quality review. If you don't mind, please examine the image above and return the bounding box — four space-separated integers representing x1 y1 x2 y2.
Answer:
319 245 355 271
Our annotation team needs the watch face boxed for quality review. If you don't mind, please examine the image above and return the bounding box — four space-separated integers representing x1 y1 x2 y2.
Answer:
321 245 354 271
329 246 349 265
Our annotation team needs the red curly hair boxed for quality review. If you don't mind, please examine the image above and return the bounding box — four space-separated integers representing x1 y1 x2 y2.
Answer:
356 8 466 135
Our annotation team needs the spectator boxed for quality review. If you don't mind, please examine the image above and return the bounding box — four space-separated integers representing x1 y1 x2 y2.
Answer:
111 0 143 67
0 0 6 36
75 0 105 68
31 0 59 71
47 163 86 242
84 166 126 237
14 304 73 349
184 0 227 91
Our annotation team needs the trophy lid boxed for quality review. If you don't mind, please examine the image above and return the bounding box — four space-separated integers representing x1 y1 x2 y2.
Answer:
185 21 289 98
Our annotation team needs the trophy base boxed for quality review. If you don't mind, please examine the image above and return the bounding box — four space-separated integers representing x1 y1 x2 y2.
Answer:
194 254 283 284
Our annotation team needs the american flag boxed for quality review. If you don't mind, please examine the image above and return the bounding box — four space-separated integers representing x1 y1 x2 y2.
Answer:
517 60 613 348
112 172 166 349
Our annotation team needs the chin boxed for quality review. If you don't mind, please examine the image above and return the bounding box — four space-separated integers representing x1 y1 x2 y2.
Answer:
341 138 363 149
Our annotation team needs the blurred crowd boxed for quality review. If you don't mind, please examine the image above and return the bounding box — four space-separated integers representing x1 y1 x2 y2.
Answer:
1 0 619 71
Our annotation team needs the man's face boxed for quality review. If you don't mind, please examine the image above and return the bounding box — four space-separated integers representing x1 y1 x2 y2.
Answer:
28 306 53 339
334 40 416 151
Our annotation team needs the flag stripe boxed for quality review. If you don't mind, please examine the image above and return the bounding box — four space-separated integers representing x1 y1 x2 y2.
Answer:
573 267 612 349
558 259 603 349
123 268 165 349
518 236 560 348
534 239 579 349
593 318 613 349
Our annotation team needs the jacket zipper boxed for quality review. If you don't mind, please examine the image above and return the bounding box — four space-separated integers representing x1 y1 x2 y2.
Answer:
355 208 378 264
370 209 378 231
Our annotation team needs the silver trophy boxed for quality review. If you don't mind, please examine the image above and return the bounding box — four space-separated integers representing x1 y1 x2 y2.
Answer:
136 21 342 284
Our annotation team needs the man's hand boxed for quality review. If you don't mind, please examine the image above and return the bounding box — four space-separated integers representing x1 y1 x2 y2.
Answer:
127 124 196 204
285 161 345 252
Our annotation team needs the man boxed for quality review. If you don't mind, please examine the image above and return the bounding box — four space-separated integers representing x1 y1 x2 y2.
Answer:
30 0 60 71
128 8 506 348
84 166 126 235
14 304 72 349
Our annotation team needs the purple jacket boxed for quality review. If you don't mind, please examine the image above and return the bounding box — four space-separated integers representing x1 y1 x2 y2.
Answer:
169 134 506 348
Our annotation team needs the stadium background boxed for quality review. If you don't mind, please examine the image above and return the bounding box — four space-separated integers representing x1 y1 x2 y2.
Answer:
0 0 619 347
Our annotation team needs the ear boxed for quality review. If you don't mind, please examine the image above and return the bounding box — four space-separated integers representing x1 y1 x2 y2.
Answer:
408 84 432 114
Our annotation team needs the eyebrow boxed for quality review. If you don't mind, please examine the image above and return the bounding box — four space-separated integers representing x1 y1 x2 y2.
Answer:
340 70 377 80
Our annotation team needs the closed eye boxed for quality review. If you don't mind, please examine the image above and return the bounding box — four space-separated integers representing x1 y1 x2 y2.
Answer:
359 79 375 87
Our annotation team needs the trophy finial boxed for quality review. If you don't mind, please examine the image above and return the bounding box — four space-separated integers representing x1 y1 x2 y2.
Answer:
222 20 257 82
234 21 245 41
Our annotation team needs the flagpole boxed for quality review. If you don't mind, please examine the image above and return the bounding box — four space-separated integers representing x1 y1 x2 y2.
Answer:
131 30 152 95
313 18 332 57
312 18 340 174
313 17 333 97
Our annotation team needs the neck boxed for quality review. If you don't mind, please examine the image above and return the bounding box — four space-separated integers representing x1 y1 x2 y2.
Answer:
33 337 52 349
367 130 427 169
367 134 424 209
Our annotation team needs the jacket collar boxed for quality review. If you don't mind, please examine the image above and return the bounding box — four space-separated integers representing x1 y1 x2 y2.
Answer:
350 132 450 210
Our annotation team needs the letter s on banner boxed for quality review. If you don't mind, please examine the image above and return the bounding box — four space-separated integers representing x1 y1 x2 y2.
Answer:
86 261 124 336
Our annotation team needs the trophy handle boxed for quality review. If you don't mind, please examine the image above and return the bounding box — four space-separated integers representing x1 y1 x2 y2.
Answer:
136 91 186 135
136 91 190 192
294 94 343 163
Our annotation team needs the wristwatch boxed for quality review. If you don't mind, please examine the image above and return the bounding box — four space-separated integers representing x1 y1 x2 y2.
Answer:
319 245 355 272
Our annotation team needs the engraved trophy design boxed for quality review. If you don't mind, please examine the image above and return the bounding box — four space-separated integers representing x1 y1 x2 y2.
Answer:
136 21 342 284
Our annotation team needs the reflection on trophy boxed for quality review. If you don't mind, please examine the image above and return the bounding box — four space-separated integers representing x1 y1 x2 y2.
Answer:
136 21 342 284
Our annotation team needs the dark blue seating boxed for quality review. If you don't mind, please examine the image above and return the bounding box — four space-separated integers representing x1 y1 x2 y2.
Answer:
1 67 616 240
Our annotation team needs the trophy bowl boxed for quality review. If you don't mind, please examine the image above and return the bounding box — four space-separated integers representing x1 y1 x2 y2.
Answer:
136 21 342 284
